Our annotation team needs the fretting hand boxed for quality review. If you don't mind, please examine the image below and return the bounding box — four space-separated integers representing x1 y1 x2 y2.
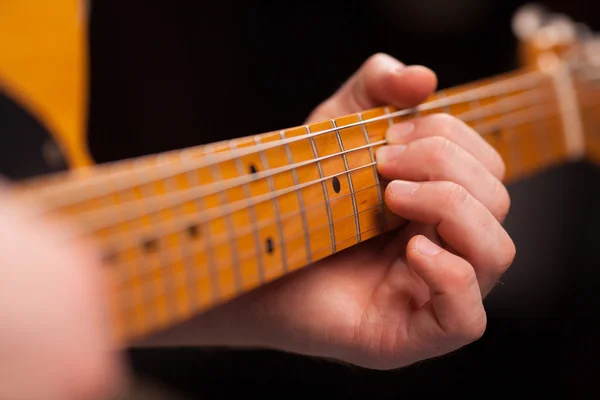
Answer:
155 53 516 370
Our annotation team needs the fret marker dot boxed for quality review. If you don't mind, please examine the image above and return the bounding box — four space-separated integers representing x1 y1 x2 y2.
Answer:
249 164 258 174
143 239 158 252
265 237 274 254
186 224 199 238
492 127 502 138
332 176 341 193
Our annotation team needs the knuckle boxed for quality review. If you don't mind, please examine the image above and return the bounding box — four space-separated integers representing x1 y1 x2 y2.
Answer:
449 262 478 289
425 136 456 169
365 52 393 69
424 113 462 136
443 181 470 210
460 313 488 342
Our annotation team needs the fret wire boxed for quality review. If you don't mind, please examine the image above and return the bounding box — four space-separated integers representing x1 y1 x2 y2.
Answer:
501 92 524 177
229 141 266 282
254 135 288 273
39 87 557 238
331 119 361 243
360 109 385 232
181 150 220 303
96 98 565 259
203 146 244 293
279 130 312 264
113 106 568 288
133 158 172 330
78 140 387 232
105 149 385 283
28 70 548 208
115 181 384 284
533 85 554 163
438 92 452 114
119 202 391 313
305 125 336 253
159 154 194 319
104 172 148 336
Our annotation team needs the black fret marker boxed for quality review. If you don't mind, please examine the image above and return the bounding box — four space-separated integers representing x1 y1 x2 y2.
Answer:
249 164 258 174
186 224 199 238
332 176 341 193
143 239 158 252
265 237 275 254
491 127 502 139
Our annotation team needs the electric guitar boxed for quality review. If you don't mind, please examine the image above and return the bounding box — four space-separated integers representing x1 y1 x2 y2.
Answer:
1 2 600 351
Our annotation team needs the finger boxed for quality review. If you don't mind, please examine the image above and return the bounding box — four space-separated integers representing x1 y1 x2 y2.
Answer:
385 180 516 295
376 136 511 222
307 53 438 122
405 235 486 354
385 113 506 181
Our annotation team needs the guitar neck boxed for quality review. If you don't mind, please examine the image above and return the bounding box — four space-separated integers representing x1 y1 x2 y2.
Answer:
12 64 589 345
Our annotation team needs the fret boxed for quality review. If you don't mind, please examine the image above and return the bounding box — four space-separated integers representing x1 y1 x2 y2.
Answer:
531 87 554 165
437 92 453 114
305 125 337 255
360 109 385 232
203 146 243 298
254 135 288 273
179 150 218 309
360 107 406 229
331 119 361 244
279 130 312 265
577 77 600 164
131 158 170 330
102 170 147 339
228 140 268 282
498 92 523 181
160 156 197 320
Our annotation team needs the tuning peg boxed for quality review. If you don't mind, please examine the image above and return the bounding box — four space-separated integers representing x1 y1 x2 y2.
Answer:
544 13 576 45
512 3 547 41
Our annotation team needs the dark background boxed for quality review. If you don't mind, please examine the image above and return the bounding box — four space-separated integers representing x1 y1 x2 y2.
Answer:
18 0 600 398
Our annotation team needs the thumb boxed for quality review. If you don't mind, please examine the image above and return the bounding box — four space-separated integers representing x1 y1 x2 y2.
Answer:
306 53 437 122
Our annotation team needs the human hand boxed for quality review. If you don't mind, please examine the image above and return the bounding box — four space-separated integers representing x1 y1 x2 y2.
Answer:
157 53 515 370
0 184 124 400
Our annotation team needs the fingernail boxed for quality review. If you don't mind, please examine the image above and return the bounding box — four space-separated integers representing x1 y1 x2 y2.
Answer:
415 236 442 257
387 122 415 143
389 180 420 197
376 145 406 164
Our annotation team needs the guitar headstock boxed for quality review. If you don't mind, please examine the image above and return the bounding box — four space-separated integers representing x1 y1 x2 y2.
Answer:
511 3 599 76
512 4 600 165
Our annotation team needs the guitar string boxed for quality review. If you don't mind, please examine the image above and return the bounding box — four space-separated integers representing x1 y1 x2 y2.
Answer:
118 221 395 338
111 100 564 290
115 101 574 336
62 84 558 233
76 93 561 254
21 69 550 206
115 98 597 331
51 85 559 244
114 182 384 283
118 207 396 313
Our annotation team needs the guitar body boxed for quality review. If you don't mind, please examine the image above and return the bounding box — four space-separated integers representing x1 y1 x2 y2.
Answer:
0 0 91 181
